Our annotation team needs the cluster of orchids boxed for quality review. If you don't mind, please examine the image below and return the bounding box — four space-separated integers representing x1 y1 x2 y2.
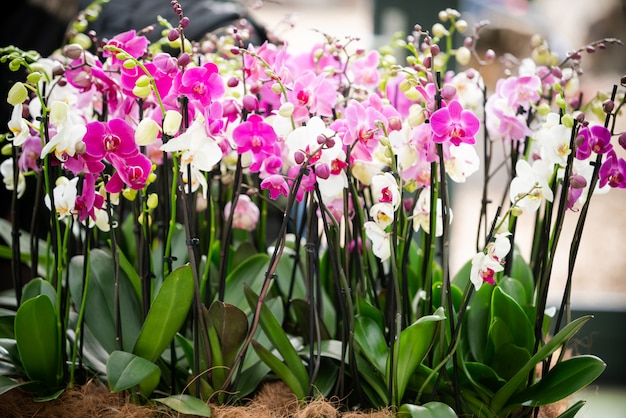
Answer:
2 3 624 318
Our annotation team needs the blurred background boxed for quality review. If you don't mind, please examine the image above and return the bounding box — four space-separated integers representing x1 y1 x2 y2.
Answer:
3 0 626 415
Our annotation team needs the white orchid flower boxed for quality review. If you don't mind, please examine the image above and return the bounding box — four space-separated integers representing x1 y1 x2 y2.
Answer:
44 176 79 220
509 159 554 213
160 114 223 172
8 104 30 146
0 159 26 198
364 221 391 262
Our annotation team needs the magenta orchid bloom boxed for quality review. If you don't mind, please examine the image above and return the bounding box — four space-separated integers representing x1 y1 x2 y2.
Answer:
599 150 626 189
430 100 480 146
232 114 278 156
260 174 290 200
103 30 149 61
172 62 225 108
576 125 613 160
83 118 139 162
106 153 153 193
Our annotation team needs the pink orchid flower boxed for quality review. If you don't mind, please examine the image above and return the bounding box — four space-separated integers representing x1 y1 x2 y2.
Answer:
430 100 480 146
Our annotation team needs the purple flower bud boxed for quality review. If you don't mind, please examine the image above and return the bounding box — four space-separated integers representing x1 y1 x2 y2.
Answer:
177 52 190 67
167 28 179 42
551 66 562 79
463 37 473 48
227 76 239 88
574 134 585 147
316 163 330 179
180 16 190 28
440 84 457 101
423 56 432 69
603 99 615 114
621 75 626 86
294 150 306 165
585 45 595 54
242 94 259 112
317 135 326 145
618 132 626 150
484 49 496 62
388 117 402 132
569 174 587 189
430 44 440 56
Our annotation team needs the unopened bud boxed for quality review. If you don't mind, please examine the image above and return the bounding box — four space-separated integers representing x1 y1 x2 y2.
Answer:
242 94 259 112
271 83 283 95
26 72 42 84
123 59 136 69
315 163 330 179
455 46 471 66
177 52 190 67
163 109 182 136
602 99 614 114
294 150 305 164
440 84 457 101
618 131 626 150
147 193 159 209
7 82 27 105
63 43 84 60
132 84 151 99
278 102 295 118
135 118 160 145
569 174 587 189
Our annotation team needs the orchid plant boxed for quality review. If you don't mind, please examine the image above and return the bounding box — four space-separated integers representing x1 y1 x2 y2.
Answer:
0 0 623 417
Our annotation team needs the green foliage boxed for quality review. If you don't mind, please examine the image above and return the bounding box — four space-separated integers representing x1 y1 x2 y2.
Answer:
106 351 160 394
14 295 60 391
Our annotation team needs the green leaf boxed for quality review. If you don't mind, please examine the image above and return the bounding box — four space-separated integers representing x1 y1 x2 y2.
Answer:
465 284 494 363
393 306 445 401
68 249 142 353
251 340 306 399
498 277 528 307
509 251 534 302
0 375 30 396
224 253 270 312
155 394 212 417
133 264 194 363
0 218 48 278
556 400 586 418
491 286 534 352
207 300 248 367
14 295 59 388
354 315 388 375
490 315 592 412
106 350 160 393
398 401 458 417
511 355 606 406
20 278 56 307
244 286 308 397
290 299 331 345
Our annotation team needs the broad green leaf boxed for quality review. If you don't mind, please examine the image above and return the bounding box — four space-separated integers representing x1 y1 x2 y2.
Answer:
0 308 15 339
393 307 445 401
511 355 606 406
207 300 248 367
116 248 142 300
399 401 458 417
0 375 30 396
244 286 309 395
233 359 271 400
490 315 592 412
133 264 194 363
431 283 463 312
490 342 531 381
14 295 59 388
251 340 306 399
491 287 534 352
461 362 504 394
354 315 388 375
290 299 331 345
498 277 528 307
68 249 142 353
465 284 494 363
356 295 384 331
224 253 270 311
354 351 388 406
20 278 56 307
509 251 534 301
155 394 212 417
106 350 160 393
556 400 586 418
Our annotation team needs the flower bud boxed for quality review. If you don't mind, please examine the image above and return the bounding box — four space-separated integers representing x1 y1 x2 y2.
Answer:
63 43 84 60
455 46 471 66
7 82 27 105
535 103 551 116
271 83 283 95
407 105 425 127
135 118 160 145
123 59 136 69
26 72 42 84
50 101 69 126
455 19 468 32
163 109 182 136
619 131 626 150
432 23 448 38
440 84 457 101
561 114 574 128
294 150 306 165
569 174 587 189
242 94 259 112
122 188 137 201
227 76 239 88
70 33 92 50
167 28 179 42
177 52 191 67
602 99 614 114
132 84 151 99
147 193 159 209
484 49 496 62
278 102 294 118
315 163 330 179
